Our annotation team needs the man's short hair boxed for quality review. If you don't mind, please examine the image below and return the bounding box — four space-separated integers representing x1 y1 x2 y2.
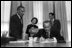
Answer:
17 6 25 11
43 20 51 27
49 12 55 19
49 12 54 16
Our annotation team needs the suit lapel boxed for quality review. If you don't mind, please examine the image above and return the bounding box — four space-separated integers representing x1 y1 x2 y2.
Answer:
16 14 22 24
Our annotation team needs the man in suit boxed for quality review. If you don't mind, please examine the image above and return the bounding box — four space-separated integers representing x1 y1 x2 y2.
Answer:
49 12 66 43
33 20 51 40
9 5 25 40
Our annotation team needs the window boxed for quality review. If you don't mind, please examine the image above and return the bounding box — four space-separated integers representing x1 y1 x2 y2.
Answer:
1 1 11 37
65 1 71 42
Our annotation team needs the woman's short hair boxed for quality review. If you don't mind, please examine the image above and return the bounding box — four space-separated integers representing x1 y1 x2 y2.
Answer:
31 17 38 24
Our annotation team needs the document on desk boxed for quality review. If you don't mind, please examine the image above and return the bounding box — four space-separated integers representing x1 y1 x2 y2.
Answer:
9 40 29 43
40 38 57 43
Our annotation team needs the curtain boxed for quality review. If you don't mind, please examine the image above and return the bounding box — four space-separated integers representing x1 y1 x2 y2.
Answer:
65 1 71 42
33 1 43 28
1 1 11 37
43 1 53 21
1 1 4 23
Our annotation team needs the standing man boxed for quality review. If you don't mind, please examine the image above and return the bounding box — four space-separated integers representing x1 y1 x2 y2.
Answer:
49 12 66 43
9 5 25 40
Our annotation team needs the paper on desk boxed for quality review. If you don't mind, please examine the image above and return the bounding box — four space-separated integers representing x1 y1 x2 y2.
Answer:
40 38 57 43
9 40 29 43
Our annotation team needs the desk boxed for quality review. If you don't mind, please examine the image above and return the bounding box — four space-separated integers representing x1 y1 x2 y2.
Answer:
1 40 71 47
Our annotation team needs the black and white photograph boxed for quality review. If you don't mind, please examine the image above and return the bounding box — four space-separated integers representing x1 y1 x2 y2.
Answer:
1 1 71 47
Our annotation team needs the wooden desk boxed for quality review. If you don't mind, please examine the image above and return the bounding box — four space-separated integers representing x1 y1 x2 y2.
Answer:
1 36 17 47
1 40 71 47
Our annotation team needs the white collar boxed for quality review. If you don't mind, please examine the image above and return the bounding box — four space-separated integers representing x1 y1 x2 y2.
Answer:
52 19 54 22
17 13 21 19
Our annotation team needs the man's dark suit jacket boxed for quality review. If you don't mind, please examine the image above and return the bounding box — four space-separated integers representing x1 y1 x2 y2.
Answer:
9 14 23 39
50 19 61 38
33 29 49 39
50 19 65 43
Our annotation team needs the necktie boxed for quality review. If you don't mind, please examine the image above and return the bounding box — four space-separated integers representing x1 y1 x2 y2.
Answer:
48 31 50 38
20 17 23 24
46 31 50 38
50 20 53 27
21 19 23 24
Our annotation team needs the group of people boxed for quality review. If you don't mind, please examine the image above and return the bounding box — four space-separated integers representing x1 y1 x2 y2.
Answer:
9 5 66 43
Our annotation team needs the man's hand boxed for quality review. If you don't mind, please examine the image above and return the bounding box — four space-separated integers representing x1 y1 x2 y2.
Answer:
45 37 57 42
40 37 45 42
29 27 39 34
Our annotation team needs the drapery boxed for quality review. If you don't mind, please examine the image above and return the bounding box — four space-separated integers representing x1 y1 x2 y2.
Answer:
33 1 43 28
65 1 71 42
1 1 11 37
43 1 53 21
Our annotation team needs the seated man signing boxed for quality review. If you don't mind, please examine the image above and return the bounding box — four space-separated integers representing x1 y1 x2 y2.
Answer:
33 20 52 42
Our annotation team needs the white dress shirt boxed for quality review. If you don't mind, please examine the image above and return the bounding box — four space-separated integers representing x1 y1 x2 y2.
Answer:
17 13 23 24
